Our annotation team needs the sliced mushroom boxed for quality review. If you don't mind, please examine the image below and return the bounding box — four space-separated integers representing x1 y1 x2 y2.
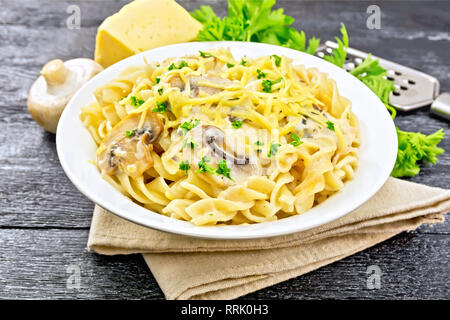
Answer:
296 116 322 138
200 125 262 183
97 112 163 178
168 75 233 97
203 125 249 165
28 58 103 133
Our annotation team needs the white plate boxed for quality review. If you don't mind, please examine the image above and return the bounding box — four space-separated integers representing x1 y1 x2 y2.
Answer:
56 41 397 239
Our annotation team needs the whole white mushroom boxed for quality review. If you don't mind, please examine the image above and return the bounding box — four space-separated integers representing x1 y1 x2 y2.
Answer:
28 58 103 133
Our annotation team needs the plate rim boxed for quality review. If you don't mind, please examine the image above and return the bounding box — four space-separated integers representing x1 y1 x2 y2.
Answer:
56 41 398 240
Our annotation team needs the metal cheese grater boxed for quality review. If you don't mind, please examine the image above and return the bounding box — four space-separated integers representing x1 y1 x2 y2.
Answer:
315 41 450 120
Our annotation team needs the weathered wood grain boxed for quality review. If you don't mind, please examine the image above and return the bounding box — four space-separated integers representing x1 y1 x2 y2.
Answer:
0 229 447 299
0 0 448 299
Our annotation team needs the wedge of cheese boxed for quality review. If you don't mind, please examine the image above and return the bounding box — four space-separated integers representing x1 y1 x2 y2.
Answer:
94 0 203 67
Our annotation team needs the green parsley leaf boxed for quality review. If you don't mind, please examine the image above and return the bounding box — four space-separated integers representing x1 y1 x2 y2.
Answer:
284 29 320 55
240 58 247 66
180 119 201 133
392 128 445 178
196 156 216 174
350 54 397 118
255 140 264 152
152 101 168 113
179 160 190 174
324 23 348 68
216 159 232 179
183 137 198 149
231 120 243 129
125 130 134 138
226 62 235 68
168 61 188 71
290 133 303 146
326 121 335 131
178 60 188 69
268 142 281 157
271 54 282 67
129 96 145 108
155 77 160 84
257 69 267 79
199 51 213 58
158 88 163 95
261 78 282 93
191 1 319 53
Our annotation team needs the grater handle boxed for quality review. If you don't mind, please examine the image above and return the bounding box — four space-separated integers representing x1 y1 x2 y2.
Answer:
431 92 450 121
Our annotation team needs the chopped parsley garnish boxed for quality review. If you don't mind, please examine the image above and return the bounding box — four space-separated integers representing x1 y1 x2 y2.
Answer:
178 60 188 69
155 77 160 84
180 119 201 133
326 121 335 131
125 130 135 138
268 142 281 157
152 101 168 113
216 159 232 179
179 160 190 174
157 88 163 95
290 133 303 146
199 51 213 58
168 60 188 71
129 96 145 108
231 120 243 129
196 156 216 174
255 140 264 152
271 54 282 67
257 69 267 79
183 137 198 149
240 58 247 66
226 62 235 68
261 78 282 93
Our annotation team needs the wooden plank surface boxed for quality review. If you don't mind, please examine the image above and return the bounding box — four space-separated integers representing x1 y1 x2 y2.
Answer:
0 0 449 299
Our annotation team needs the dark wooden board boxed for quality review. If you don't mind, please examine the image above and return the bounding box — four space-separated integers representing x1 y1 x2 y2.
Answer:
0 0 449 299
0 229 447 299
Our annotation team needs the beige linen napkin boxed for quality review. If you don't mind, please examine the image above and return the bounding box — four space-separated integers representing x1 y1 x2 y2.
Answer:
88 178 450 299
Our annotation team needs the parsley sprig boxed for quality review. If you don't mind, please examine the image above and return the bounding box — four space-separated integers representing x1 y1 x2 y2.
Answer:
216 159 232 179
326 121 335 131
152 101 168 113
168 60 188 71
271 55 282 67
196 156 216 174
268 142 281 158
257 69 267 79
262 78 282 93
199 51 213 58
290 133 303 146
231 120 243 129
129 96 145 108
191 1 320 54
179 160 190 174
180 119 201 134
323 23 348 68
